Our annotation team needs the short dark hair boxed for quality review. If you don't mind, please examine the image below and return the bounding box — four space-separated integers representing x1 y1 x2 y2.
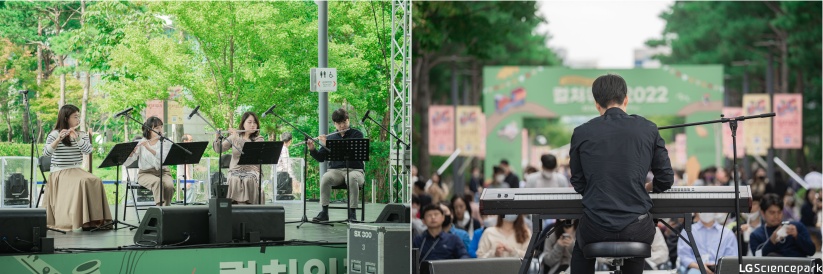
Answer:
281 132 293 143
331 108 348 123
591 74 628 109
493 165 503 174
420 204 443 217
760 193 783 211
142 116 164 139
500 159 510 166
541 154 557 170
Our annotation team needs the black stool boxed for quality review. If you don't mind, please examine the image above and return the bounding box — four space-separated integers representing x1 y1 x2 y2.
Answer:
583 242 650 274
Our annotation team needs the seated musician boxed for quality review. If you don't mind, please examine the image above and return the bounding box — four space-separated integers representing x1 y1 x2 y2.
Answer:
569 74 674 274
213 111 265 204
307 108 365 222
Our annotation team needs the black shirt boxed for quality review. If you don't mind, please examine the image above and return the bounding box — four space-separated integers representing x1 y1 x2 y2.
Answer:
570 108 674 232
308 128 365 169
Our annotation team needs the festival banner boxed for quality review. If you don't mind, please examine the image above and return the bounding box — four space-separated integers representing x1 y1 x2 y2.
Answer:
428 105 455 156
167 101 184 125
145 100 164 120
742 94 771 156
721 107 745 158
773 94 802 149
455 106 486 158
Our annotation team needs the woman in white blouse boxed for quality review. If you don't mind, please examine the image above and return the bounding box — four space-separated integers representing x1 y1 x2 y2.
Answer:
125 116 174 206
477 214 532 258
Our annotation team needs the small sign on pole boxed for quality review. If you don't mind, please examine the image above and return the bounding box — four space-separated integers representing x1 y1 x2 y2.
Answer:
310 68 337 92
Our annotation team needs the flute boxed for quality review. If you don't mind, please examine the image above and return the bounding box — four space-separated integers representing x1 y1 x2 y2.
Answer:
206 129 260 134
291 128 351 146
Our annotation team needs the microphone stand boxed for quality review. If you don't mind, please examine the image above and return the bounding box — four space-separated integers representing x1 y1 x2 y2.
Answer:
362 113 410 203
189 111 244 200
262 107 333 228
659 112 775 274
122 113 192 207
21 91 36 208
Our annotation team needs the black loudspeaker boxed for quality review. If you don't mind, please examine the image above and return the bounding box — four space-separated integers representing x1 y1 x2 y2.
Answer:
133 206 210 246
210 172 228 198
421 258 521 274
0 208 47 253
375 203 410 223
231 205 285 242
276 172 293 194
5 173 29 199
715 256 821 274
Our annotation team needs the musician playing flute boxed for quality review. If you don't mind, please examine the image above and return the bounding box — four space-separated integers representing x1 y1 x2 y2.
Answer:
43 104 112 231
213 111 264 204
308 108 365 222
124 116 174 206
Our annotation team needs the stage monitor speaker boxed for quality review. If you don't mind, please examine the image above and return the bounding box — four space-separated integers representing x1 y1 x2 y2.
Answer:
133 206 210 246
421 258 520 274
4 172 29 199
715 256 821 274
231 205 285 242
0 208 47 253
375 203 410 223
210 172 228 198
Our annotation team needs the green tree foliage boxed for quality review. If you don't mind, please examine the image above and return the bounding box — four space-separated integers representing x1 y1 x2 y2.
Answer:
412 1 561 176
646 1 821 171
0 1 398 202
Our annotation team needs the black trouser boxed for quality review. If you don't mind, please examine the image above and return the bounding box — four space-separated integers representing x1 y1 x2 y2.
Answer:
571 213 655 274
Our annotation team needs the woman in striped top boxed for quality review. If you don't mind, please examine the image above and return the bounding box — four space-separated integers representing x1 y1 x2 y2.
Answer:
124 116 174 206
42 104 112 231
214 111 264 204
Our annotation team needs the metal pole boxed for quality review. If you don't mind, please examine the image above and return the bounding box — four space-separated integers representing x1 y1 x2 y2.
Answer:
318 1 329 177
766 55 775 185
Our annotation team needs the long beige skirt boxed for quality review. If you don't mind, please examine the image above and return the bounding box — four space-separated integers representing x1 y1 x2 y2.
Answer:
227 173 260 204
43 168 112 231
137 167 174 206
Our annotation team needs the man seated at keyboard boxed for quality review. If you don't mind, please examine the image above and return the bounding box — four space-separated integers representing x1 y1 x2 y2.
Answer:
413 204 469 264
569 74 674 274
750 193 816 257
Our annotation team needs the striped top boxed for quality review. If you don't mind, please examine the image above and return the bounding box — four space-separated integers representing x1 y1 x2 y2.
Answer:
43 130 92 172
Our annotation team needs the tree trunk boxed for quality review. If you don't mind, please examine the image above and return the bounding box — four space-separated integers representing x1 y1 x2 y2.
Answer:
4 105 12 142
36 20 43 86
416 55 432 178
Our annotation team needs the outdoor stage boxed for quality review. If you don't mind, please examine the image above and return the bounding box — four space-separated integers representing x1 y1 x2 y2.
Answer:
1 202 391 274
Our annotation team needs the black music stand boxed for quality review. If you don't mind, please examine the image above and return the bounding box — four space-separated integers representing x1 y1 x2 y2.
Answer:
94 142 140 231
236 141 283 205
324 138 369 223
163 142 208 206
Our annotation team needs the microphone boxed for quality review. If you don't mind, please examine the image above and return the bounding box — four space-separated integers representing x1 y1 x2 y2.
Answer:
18 90 29 95
261 104 276 118
113 107 134 118
187 105 200 120
361 110 371 124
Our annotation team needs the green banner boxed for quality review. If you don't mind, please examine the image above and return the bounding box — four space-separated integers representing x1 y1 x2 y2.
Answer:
0 244 347 274
483 65 724 177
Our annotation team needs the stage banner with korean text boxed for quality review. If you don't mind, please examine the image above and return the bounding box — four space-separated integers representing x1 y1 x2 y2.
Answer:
773 94 802 149
429 105 455 156
742 94 771 156
145 100 164 120
167 101 184 125
721 107 745 158
456 106 486 158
